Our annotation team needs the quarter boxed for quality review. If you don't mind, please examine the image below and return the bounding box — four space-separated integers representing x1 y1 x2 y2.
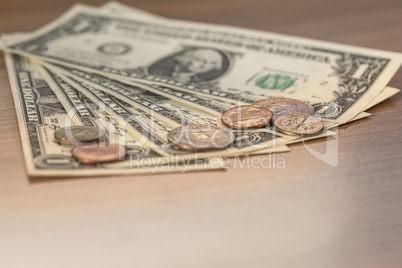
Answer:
167 125 235 151
274 113 324 136
54 126 105 144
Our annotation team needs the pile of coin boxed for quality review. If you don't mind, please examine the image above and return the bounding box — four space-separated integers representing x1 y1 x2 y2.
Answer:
54 126 126 164
165 98 323 152
235 97 324 136
252 98 324 135
222 97 324 137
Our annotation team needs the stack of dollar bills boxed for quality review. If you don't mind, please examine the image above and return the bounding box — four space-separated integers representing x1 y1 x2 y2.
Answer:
1 2 401 177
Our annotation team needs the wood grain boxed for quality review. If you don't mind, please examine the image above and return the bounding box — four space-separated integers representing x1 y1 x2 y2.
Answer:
0 1 402 267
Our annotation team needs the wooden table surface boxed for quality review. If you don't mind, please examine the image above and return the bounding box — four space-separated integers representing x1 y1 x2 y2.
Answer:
1 0 402 267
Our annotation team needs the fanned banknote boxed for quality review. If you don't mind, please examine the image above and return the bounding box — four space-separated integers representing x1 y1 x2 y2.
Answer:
4 53 228 176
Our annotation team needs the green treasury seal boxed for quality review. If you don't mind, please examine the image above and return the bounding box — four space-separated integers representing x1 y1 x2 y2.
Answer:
255 74 294 90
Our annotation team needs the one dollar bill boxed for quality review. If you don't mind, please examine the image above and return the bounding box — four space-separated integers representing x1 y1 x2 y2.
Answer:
2 3 401 124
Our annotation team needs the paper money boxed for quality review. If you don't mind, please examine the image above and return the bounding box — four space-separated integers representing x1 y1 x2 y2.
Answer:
364 86 400 110
99 2 402 125
2 4 401 124
4 53 225 176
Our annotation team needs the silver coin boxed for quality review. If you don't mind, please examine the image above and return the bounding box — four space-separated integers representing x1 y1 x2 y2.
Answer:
168 125 235 151
54 126 105 144
274 113 324 136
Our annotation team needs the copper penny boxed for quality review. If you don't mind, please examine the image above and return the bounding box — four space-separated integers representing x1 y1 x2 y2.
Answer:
71 142 126 164
167 125 235 151
274 113 324 136
221 105 272 129
253 98 314 119
54 126 105 144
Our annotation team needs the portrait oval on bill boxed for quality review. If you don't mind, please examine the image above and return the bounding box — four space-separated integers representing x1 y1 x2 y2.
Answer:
147 47 230 84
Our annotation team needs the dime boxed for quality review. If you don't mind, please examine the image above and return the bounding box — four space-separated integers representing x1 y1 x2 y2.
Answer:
167 125 235 151
71 142 126 164
54 126 105 144
253 98 314 119
274 113 324 136
221 105 272 129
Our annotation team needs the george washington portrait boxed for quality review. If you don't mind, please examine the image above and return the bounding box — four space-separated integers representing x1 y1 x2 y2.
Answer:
147 47 230 84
